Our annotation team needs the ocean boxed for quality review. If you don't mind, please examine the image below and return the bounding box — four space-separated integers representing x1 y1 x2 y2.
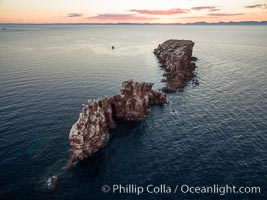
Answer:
0 25 266 199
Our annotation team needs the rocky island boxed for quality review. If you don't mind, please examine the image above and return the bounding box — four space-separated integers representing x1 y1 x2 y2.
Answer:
67 40 197 168
67 80 167 168
154 40 197 92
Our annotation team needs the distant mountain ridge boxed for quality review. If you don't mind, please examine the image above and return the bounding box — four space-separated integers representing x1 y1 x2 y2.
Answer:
185 21 267 25
1 21 267 25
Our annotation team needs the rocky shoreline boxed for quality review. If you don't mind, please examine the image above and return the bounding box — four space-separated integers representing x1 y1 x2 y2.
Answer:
154 40 197 92
67 80 167 169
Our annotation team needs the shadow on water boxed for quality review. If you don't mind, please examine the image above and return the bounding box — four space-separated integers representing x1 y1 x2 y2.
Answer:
72 151 106 182
110 120 143 137
72 120 143 182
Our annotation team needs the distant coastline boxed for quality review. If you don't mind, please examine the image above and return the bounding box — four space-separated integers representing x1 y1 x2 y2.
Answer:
1 21 267 25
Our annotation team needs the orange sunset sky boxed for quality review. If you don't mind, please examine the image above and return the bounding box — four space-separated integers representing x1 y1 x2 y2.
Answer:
0 0 266 23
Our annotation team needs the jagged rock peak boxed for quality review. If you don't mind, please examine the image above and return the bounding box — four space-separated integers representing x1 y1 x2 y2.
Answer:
67 80 167 168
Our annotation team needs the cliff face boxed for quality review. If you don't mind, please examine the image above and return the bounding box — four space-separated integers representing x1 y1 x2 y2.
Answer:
67 80 166 168
68 97 115 165
111 80 167 120
154 40 196 92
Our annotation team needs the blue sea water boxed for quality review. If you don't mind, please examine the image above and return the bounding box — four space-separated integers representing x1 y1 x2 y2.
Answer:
0 25 266 200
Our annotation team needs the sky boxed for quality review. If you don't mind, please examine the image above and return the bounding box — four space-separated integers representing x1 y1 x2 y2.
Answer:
0 0 266 23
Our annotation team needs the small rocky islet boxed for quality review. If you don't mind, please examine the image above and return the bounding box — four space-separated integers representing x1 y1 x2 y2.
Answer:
154 39 197 92
66 39 197 169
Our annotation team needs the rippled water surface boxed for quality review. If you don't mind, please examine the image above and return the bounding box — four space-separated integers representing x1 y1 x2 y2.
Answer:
0 25 266 200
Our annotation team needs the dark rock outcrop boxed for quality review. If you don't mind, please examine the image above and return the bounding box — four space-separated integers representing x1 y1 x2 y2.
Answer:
154 40 196 92
67 80 166 168
47 175 58 189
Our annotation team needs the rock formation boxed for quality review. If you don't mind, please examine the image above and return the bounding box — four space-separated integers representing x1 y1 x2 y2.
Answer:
67 80 167 168
154 40 196 93
47 175 58 189
66 40 197 168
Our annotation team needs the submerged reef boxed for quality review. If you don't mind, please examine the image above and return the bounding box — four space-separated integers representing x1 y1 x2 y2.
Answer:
154 40 197 92
67 80 166 168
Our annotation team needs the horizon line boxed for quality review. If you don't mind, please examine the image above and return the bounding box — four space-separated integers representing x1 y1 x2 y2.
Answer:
1 20 267 25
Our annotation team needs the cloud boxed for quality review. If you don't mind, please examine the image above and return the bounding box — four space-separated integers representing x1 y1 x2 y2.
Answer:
68 13 83 18
178 16 216 19
129 8 188 15
208 8 221 12
191 6 221 12
87 13 157 21
208 13 244 16
244 4 267 9
191 6 218 11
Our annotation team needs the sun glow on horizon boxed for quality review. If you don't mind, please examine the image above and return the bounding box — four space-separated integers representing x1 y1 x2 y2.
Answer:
0 0 266 23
